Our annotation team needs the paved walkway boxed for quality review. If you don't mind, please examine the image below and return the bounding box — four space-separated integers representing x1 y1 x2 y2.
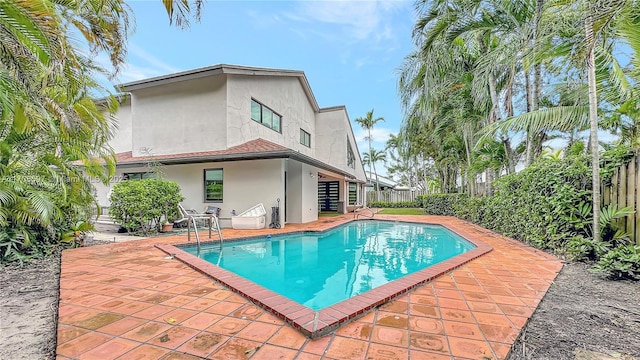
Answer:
57 215 562 359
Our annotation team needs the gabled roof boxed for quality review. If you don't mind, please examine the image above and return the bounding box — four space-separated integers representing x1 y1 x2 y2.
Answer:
118 64 320 112
114 138 356 179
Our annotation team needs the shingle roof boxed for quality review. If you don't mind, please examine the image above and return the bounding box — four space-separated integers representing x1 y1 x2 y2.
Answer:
114 138 289 165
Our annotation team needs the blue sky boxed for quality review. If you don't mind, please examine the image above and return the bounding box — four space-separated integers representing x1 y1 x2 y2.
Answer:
103 0 416 161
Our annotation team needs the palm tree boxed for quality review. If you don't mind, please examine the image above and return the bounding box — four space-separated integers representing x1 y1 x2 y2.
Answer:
362 149 387 195
162 0 203 28
355 109 385 190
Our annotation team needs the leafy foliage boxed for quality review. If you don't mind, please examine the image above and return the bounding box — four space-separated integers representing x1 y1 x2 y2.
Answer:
109 179 184 235
418 194 469 216
593 245 640 280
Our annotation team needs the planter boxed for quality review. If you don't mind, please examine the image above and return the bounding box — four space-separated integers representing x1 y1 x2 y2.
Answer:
161 223 174 233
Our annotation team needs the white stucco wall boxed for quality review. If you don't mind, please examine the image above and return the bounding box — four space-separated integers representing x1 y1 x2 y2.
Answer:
285 161 319 223
129 76 227 156
108 98 133 154
226 75 316 158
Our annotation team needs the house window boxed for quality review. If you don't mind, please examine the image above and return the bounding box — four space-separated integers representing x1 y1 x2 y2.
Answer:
123 172 156 181
347 139 355 169
204 169 223 202
348 183 357 205
251 99 281 132
300 129 311 147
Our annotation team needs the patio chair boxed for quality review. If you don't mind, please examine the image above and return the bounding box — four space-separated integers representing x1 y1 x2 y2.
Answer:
176 204 223 245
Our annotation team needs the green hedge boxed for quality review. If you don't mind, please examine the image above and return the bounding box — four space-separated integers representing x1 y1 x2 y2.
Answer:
417 193 469 216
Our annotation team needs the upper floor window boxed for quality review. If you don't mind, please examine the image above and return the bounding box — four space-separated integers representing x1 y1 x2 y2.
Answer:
300 129 311 147
347 139 355 169
251 99 281 133
204 168 223 202
123 172 156 181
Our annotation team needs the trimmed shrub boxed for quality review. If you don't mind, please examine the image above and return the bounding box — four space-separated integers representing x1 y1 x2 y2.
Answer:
593 245 640 280
418 193 469 216
110 179 184 235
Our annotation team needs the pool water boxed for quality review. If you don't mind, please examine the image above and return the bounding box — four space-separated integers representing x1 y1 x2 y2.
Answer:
182 221 475 310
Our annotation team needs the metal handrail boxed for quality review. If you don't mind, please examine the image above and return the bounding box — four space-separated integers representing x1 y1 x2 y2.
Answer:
187 214 223 249
355 206 375 220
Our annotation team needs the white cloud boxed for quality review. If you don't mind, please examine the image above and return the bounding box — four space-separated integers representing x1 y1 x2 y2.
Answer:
354 127 395 154
283 0 409 43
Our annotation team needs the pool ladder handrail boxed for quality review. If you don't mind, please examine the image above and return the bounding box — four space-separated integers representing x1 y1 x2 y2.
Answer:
187 214 223 249
354 205 375 220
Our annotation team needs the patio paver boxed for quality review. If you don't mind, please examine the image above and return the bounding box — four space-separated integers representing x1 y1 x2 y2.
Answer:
57 215 562 359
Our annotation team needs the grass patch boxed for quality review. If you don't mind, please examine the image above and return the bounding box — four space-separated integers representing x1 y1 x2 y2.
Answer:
318 212 342 217
377 208 425 215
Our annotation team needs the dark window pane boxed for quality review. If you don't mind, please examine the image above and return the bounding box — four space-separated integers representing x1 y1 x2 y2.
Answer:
251 100 261 122
205 169 223 201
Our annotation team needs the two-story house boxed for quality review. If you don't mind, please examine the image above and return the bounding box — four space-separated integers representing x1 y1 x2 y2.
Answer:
95 64 368 228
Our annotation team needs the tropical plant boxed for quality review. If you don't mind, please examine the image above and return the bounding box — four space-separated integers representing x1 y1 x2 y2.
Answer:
355 109 385 190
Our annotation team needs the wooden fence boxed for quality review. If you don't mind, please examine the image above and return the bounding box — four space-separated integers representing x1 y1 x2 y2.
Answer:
367 190 430 203
601 154 640 245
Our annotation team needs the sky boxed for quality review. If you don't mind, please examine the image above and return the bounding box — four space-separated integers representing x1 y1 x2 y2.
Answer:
102 0 416 163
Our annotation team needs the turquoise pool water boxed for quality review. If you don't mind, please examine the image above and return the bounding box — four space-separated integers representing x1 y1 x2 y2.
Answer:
182 221 475 310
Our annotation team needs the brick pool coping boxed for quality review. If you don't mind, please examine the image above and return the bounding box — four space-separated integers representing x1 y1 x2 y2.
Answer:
156 220 493 338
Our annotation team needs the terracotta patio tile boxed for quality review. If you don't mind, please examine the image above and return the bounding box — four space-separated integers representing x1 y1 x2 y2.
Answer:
268 325 310 349
442 320 484 340
180 312 223 330
447 336 495 359
58 308 105 326
366 343 409 360
155 308 198 325
95 316 147 336
462 291 493 302
375 312 409 329
256 312 285 325
490 341 513 359
251 344 299 360
408 349 453 359
436 298 469 310
230 304 264 320
57 325 89 344
206 316 250 335
116 344 170 360
408 333 449 354
206 301 244 316
301 335 332 355
370 325 409 347
235 321 279 342
182 297 220 311
478 323 519 343
466 300 502 314
177 331 228 358
161 294 199 307
507 315 529 328
148 325 199 349
335 320 373 340
122 321 172 342
473 312 513 328
440 308 475 323
379 300 408 314
110 300 154 315
409 316 444 335
56 332 113 358
433 289 464 300
295 352 322 360
75 337 138 360
158 352 203 360
207 337 261 360
324 336 368 360
498 303 533 317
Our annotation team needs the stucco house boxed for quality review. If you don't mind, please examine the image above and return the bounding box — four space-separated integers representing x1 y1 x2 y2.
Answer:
95 64 368 228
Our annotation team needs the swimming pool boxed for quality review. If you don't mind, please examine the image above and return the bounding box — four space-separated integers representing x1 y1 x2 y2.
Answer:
157 219 492 337
182 221 475 310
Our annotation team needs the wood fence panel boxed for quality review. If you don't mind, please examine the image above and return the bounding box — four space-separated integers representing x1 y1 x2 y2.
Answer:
619 165 627 233
626 160 635 236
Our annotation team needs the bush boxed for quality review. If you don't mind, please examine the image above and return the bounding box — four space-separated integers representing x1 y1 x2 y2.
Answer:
418 194 469 216
593 245 640 280
110 179 184 235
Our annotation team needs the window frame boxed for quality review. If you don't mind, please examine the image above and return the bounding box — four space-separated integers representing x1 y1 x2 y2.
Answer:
122 172 156 181
204 168 224 203
300 129 311 147
347 139 356 169
251 98 282 133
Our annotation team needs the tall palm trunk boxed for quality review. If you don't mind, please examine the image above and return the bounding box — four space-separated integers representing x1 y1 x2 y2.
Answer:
585 14 600 242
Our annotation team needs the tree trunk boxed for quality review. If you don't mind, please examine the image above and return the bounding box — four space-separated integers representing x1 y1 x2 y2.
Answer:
586 14 600 242
525 69 534 165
